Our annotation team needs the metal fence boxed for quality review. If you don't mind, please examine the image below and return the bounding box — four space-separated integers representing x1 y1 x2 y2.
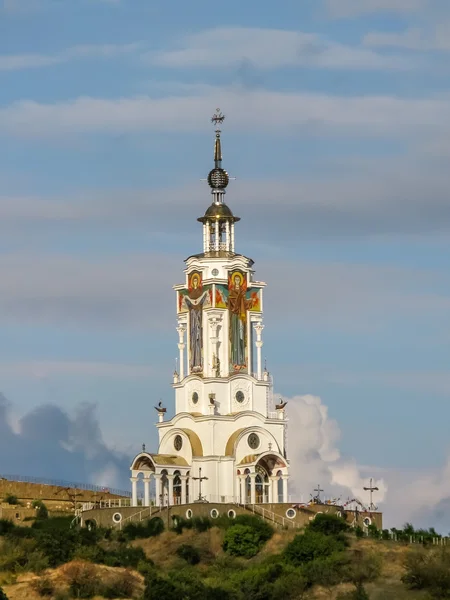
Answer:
0 473 131 497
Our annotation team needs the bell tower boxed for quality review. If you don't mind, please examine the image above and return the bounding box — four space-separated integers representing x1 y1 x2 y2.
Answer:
130 110 290 509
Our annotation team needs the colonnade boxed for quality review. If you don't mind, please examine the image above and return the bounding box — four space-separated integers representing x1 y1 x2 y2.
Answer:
235 472 289 504
130 473 189 508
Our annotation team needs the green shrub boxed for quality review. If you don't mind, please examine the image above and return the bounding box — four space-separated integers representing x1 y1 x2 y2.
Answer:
343 550 382 587
237 563 307 600
3 495 19 506
284 530 346 566
337 583 370 600
31 501 49 520
402 548 450 598
176 544 201 565
308 513 349 537
190 516 212 532
223 524 263 558
233 514 273 541
25 550 50 574
122 517 164 540
0 519 14 536
102 545 147 568
0 586 8 600
31 576 55 597
302 552 350 588
354 526 364 538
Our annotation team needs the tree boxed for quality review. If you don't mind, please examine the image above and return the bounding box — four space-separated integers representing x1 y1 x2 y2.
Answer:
284 530 346 566
32 500 48 520
223 524 264 558
308 513 349 537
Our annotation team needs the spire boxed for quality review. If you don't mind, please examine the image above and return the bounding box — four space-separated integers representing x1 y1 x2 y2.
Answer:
208 109 229 194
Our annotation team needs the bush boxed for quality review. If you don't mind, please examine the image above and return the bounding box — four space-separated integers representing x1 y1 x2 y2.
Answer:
402 548 450 598
0 586 8 600
237 562 307 600
61 561 100 598
343 550 382 587
32 500 49 520
308 513 349 537
176 544 201 565
122 517 164 540
102 545 147 568
302 552 350 588
101 570 140 599
284 530 346 566
354 526 364 538
337 584 370 600
3 495 19 505
223 524 264 558
0 519 14 535
31 577 55 597
233 514 273 542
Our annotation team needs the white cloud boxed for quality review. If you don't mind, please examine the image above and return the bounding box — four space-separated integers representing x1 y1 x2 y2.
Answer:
0 42 141 72
148 27 411 71
1 87 448 138
326 0 428 18
364 24 450 51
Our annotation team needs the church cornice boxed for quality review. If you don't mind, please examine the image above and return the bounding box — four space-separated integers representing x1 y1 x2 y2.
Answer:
157 410 279 428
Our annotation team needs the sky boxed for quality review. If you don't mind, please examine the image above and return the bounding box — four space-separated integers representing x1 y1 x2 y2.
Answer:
1 0 450 529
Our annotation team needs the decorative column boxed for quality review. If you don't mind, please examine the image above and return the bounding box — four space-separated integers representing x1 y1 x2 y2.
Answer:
239 475 246 504
282 475 289 503
269 476 278 504
181 476 187 505
215 219 219 251
250 473 257 505
167 474 175 506
206 221 211 252
253 323 264 380
130 477 138 507
225 220 230 251
154 473 162 507
176 324 186 380
203 223 207 252
143 475 150 507
230 223 235 252
209 315 222 378
235 473 241 503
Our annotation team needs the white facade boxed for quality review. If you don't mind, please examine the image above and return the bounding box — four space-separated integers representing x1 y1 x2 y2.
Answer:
130 114 290 507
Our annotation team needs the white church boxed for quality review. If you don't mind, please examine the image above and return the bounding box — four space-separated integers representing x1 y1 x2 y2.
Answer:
129 110 290 508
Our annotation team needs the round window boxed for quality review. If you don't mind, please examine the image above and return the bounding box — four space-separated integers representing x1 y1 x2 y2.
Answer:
212 268 219 276
248 433 260 450
286 508 296 519
227 509 236 519
186 509 193 519
363 517 372 527
112 512 122 524
235 390 245 403
174 435 183 451
210 509 219 519
192 392 199 404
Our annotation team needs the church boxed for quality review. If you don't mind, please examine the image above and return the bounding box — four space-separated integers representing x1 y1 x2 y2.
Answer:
79 112 382 531
129 110 290 508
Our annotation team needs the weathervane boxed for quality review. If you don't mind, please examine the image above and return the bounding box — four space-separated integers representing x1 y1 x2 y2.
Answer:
211 108 225 129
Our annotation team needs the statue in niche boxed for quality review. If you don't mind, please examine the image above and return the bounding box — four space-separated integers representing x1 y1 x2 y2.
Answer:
228 271 254 371
185 272 209 373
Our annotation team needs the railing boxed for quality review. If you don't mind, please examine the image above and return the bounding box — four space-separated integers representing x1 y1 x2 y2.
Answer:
267 412 278 420
0 473 131 497
248 504 301 529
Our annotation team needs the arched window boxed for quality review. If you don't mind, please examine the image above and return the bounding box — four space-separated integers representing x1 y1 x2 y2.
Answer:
173 471 182 505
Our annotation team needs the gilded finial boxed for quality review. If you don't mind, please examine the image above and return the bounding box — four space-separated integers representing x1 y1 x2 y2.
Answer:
211 108 225 128
211 109 224 168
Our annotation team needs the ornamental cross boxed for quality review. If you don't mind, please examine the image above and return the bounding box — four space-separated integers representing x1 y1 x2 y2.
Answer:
313 484 324 502
363 478 379 511
192 467 209 502
211 108 225 128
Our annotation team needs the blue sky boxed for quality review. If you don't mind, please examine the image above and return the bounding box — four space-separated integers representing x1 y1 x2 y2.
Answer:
1 0 450 527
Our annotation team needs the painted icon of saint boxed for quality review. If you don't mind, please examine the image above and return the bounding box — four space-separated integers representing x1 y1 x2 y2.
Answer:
185 272 209 373
227 271 253 371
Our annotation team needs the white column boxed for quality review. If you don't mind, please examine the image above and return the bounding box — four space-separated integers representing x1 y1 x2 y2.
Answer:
270 476 278 504
143 476 150 507
235 474 240 503
230 223 235 252
181 476 187 505
215 219 219 251
176 325 186 380
282 475 289 503
253 323 264 380
206 221 211 251
168 475 175 506
225 220 230 251
203 223 207 252
239 475 246 504
250 473 256 505
268 478 273 504
154 474 162 507
130 477 138 507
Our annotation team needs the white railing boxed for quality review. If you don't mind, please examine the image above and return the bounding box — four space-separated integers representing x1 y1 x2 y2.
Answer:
80 498 133 512
268 412 278 419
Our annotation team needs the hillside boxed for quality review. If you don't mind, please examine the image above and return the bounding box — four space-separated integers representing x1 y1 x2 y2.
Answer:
0 513 446 600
